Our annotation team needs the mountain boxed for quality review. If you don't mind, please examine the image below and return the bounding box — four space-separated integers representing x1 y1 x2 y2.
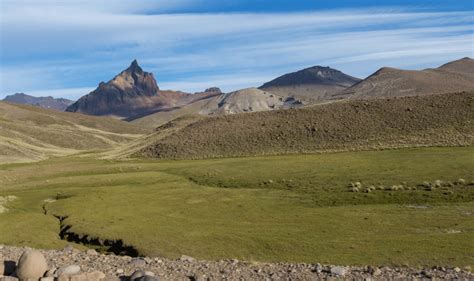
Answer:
66 60 192 119
334 57 474 100
137 91 474 159
259 66 361 102
0 101 146 163
3 93 74 111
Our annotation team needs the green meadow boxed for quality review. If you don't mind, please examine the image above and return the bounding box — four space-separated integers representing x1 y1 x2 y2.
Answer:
1 146 473 267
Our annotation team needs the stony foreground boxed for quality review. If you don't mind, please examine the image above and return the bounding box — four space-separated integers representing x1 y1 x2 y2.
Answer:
1 245 473 280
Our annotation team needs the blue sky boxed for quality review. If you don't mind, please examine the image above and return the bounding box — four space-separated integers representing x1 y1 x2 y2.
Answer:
0 0 473 99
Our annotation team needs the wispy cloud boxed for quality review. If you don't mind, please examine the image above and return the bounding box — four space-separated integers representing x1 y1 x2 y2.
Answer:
0 1 473 98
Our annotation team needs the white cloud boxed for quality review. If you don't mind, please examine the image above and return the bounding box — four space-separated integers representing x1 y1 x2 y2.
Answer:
0 2 473 95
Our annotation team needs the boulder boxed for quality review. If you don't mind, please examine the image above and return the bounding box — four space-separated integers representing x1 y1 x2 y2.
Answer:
15 250 48 280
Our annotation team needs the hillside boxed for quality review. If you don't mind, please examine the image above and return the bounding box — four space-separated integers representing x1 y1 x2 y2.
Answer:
139 92 474 159
259 66 360 102
334 57 474 99
0 102 146 163
131 88 297 128
3 93 74 111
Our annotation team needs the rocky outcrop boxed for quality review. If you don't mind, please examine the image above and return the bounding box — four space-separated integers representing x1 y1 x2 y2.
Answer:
65 60 188 119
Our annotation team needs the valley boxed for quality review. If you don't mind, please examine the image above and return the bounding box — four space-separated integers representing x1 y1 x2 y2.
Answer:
1 147 473 268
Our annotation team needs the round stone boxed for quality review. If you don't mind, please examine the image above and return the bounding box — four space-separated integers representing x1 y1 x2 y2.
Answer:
15 250 48 280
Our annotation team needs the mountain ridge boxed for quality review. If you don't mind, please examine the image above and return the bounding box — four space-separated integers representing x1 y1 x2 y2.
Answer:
3 93 74 111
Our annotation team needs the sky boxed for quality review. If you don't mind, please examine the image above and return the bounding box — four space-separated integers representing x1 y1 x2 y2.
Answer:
0 0 473 100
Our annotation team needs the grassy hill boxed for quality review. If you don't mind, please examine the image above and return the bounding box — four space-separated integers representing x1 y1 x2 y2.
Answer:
0 102 147 163
139 92 474 159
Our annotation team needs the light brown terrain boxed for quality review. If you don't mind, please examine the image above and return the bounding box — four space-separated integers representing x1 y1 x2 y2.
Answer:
139 91 474 159
0 102 146 163
334 57 474 100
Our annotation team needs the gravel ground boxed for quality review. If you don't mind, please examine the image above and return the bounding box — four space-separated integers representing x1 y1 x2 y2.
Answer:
1 245 473 280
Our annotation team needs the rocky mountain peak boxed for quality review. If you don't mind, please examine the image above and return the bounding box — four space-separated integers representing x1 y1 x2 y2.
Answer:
125 59 143 74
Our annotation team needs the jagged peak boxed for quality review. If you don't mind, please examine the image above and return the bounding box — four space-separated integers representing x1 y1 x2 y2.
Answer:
125 59 143 74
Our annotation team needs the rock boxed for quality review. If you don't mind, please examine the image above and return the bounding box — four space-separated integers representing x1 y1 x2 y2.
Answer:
367 266 381 276
144 257 152 264
130 270 146 280
44 268 56 277
312 263 323 273
86 249 98 256
130 258 147 267
453 267 461 273
56 265 81 276
180 255 196 263
0 276 19 281
63 245 74 253
330 266 347 276
69 273 88 281
131 270 156 280
116 269 124 274
15 250 48 280
135 277 160 281
86 271 106 281
57 275 70 281
40 277 55 281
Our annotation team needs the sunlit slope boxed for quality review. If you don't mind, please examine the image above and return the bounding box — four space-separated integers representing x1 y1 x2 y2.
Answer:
140 92 474 159
0 102 146 163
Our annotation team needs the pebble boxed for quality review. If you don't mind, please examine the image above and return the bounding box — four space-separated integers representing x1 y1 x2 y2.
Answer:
86 249 98 256
180 255 196 263
331 266 347 276
56 265 81 276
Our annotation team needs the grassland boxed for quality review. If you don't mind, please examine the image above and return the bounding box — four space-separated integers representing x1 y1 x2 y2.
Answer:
1 146 473 267
0 102 147 163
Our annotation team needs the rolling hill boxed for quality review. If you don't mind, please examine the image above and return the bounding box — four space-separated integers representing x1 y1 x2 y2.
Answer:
0 102 146 163
334 57 474 100
138 91 474 159
131 88 298 128
3 93 74 111
259 66 360 102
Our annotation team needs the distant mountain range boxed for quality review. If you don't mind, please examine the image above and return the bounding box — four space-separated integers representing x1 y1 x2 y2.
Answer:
9 57 473 126
3 93 74 111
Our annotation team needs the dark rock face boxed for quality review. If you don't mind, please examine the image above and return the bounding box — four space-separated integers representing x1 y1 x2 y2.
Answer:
66 60 185 118
3 93 74 111
203 87 222 94
260 66 361 89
